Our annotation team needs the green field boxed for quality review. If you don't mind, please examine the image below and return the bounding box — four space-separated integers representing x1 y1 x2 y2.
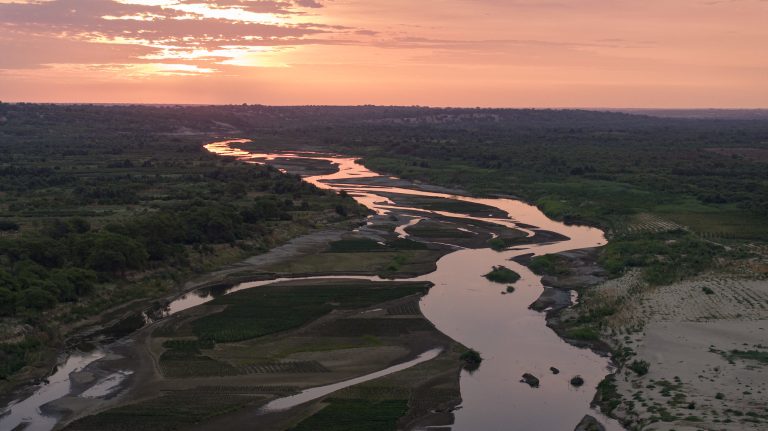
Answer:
188 281 431 343
154 279 438 381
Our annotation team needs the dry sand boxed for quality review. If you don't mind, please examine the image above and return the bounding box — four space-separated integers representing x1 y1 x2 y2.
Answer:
589 272 768 430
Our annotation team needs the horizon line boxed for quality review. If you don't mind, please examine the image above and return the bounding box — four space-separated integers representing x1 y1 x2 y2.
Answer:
2 102 767 111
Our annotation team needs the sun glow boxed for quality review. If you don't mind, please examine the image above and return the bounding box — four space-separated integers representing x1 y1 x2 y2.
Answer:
115 0 291 25
105 62 216 76
2 0 766 106
169 3 288 25
102 13 165 21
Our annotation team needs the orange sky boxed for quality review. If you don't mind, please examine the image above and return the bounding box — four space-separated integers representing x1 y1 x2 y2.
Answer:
0 0 766 107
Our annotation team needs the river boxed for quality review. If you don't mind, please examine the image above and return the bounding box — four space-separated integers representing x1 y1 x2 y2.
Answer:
204 140 623 430
0 139 623 431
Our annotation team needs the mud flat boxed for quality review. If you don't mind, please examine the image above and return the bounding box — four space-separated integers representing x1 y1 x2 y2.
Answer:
60 279 464 431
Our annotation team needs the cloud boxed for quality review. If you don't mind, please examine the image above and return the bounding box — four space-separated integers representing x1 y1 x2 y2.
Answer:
294 0 323 7
0 0 356 72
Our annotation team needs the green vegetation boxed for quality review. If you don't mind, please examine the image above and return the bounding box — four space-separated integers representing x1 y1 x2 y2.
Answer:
189 281 431 343
259 107 767 287
484 266 521 283
488 237 507 251
264 247 440 277
565 327 601 341
599 230 723 285
4 104 768 426
725 349 768 365
460 348 483 370
405 221 474 239
529 254 569 276
156 280 434 378
289 398 409 431
595 376 622 414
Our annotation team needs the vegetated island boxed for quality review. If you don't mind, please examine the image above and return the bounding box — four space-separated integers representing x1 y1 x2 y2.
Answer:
484 266 521 284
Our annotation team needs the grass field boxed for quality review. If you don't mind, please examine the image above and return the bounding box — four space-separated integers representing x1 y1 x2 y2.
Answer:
155 280 434 378
289 399 409 431
64 391 265 431
189 281 432 343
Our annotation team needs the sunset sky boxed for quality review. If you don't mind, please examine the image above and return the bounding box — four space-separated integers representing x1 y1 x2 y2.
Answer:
1 0 766 107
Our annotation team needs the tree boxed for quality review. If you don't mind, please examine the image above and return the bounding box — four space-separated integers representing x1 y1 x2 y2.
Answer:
50 268 97 301
86 232 148 274
18 287 57 310
0 288 15 316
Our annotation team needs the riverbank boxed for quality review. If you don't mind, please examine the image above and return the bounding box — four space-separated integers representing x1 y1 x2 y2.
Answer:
520 244 768 430
588 270 768 430
49 195 558 430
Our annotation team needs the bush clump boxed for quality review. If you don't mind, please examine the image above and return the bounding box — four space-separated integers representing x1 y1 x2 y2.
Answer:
570 376 585 387
484 266 521 284
628 359 650 376
460 349 483 371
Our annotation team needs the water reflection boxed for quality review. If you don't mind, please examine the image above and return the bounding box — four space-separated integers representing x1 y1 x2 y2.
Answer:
205 139 622 430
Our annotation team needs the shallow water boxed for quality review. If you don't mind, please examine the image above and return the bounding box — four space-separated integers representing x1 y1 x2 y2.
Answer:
0 350 105 431
79 370 133 399
261 348 443 413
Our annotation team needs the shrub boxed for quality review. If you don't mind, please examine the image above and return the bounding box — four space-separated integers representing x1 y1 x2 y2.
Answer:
17 287 57 310
488 238 507 251
570 376 585 387
628 359 650 376
566 327 600 341
460 349 483 366
529 254 568 276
